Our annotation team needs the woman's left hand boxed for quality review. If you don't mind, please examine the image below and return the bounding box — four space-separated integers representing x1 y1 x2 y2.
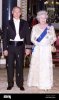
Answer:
25 49 31 56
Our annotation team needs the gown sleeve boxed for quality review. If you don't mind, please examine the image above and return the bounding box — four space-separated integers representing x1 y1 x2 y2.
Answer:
49 26 57 45
31 26 39 46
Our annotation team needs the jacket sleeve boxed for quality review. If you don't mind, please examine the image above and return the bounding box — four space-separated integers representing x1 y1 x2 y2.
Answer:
3 24 9 51
24 21 31 46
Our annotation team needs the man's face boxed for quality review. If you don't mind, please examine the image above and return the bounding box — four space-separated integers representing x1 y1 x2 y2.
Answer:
12 7 21 19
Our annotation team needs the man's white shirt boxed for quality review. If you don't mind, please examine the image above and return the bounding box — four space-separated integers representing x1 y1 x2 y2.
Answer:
10 18 24 42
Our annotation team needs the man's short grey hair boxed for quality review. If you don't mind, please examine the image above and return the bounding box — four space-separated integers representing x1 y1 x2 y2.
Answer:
36 10 48 21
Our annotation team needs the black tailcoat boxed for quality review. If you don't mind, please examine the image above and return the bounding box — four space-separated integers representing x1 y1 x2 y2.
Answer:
3 19 31 87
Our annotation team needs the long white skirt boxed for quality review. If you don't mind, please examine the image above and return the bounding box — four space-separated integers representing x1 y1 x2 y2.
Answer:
27 45 53 90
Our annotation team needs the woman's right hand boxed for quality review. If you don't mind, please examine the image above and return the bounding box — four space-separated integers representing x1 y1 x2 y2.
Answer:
3 50 8 56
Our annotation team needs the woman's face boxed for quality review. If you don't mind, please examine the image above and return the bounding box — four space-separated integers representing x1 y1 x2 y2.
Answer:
39 14 47 24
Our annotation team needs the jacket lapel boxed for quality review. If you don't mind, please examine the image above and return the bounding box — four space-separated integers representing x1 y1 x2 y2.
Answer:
9 19 16 32
9 19 16 37
9 19 24 37
19 19 24 32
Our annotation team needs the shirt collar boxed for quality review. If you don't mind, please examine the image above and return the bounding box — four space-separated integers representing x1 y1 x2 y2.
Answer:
13 18 20 23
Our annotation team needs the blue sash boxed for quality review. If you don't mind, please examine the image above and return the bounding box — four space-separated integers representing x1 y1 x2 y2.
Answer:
36 27 47 42
32 27 48 52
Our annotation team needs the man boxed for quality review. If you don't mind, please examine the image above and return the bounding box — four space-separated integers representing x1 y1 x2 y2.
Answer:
3 6 31 91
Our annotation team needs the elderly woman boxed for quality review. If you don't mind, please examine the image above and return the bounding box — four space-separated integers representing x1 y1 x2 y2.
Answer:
27 10 57 90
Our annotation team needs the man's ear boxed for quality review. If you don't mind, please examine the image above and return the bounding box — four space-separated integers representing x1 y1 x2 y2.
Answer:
12 11 13 15
20 12 22 17
20 11 22 16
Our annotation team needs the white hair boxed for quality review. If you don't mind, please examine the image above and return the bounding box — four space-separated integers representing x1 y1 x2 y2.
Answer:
36 10 48 21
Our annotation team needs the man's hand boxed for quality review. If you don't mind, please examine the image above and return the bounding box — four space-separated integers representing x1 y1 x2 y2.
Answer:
3 50 8 56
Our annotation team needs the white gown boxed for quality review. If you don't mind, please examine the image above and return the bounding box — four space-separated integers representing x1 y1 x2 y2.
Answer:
27 24 56 90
